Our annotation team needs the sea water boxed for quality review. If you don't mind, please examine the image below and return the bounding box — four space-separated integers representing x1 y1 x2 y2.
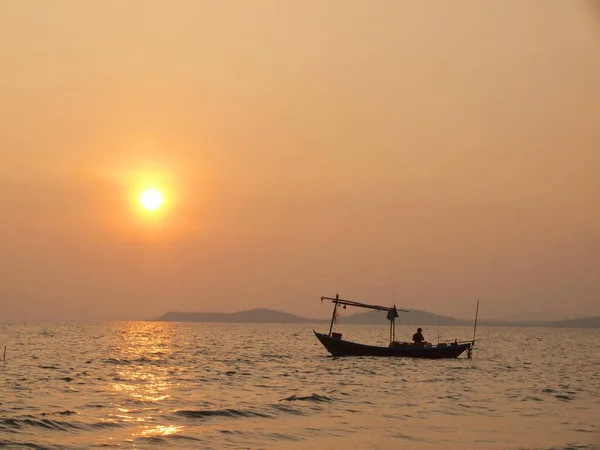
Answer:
0 322 599 449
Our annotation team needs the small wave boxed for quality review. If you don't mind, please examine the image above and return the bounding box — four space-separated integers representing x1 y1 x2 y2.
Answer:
271 404 305 416
90 420 124 429
422 378 444 383
263 432 301 442
0 417 81 432
522 396 544 402
103 358 131 365
555 394 573 401
134 357 153 363
135 436 167 445
280 394 333 403
536 445 596 450
437 394 459 400
163 434 203 443
0 440 57 450
175 408 271 419
261 353 292 359
40 411 77 416
104 357 165 366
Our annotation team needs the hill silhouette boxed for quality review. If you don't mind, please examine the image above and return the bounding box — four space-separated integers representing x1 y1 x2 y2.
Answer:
155 308 318 324
339 309 465 325
542 316 600 328
153 309 600 328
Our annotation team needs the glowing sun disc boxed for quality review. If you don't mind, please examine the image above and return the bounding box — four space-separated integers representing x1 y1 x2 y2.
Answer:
140 189 164 211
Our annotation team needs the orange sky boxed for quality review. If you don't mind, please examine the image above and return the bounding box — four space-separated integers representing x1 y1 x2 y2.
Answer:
1 1 599 321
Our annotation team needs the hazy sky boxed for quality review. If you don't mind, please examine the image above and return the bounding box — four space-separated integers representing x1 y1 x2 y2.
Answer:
1 1 599 322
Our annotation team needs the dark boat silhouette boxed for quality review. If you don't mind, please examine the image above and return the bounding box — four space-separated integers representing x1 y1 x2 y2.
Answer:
314 295 477 359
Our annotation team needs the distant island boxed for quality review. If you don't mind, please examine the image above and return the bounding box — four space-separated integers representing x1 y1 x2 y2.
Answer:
155 309 316 324
153 308 600 329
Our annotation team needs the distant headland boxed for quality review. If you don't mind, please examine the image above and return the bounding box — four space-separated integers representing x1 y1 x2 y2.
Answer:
153 308 600 329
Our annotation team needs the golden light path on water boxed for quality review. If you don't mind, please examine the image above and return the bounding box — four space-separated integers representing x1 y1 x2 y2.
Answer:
108 322 183 441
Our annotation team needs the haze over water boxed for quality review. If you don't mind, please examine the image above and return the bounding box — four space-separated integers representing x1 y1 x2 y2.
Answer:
1 1 600 322
0 322 599 449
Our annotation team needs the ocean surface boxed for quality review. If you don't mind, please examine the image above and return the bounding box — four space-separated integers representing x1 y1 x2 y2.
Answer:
0 322 599 449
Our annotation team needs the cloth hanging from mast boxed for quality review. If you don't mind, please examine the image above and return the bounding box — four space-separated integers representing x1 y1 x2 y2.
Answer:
333 305 341 323
386 307 399 321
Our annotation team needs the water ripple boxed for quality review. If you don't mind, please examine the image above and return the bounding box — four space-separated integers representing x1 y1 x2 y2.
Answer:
1 322 598 449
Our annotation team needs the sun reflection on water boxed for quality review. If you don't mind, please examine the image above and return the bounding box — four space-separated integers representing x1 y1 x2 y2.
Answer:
111 369 171 402
106 322 184 437
138 424 183 437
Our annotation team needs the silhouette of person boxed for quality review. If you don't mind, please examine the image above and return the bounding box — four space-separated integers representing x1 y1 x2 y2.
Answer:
412 328 425 343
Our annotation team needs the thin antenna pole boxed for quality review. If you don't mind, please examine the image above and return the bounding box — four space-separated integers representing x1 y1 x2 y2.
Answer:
472 299 480 345
437 321 440 345
468 299 480 359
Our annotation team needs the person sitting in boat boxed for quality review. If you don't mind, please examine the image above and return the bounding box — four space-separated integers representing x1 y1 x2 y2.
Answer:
412 328 425 344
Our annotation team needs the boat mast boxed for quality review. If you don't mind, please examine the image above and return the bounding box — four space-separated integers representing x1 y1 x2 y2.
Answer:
386 305 399 343
328 294 340 337
390 286 396 343
468 299 480 359
472 299 480 345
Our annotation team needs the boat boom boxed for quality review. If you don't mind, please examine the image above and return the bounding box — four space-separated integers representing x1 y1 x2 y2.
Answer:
321 296 409 313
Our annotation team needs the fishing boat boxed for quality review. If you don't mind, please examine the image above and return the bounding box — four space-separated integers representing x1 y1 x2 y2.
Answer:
314 295 478 359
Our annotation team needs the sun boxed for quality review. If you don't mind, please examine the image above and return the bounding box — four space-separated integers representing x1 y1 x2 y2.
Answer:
139 189 164 211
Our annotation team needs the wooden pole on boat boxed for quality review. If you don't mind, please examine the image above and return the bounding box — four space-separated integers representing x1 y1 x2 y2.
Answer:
472 299 480 345
2 345 5 363
387 306 399 343
328 294 339 337
468 299 480 359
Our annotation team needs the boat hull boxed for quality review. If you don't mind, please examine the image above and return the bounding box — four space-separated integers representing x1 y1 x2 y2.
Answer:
313 331 471 359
